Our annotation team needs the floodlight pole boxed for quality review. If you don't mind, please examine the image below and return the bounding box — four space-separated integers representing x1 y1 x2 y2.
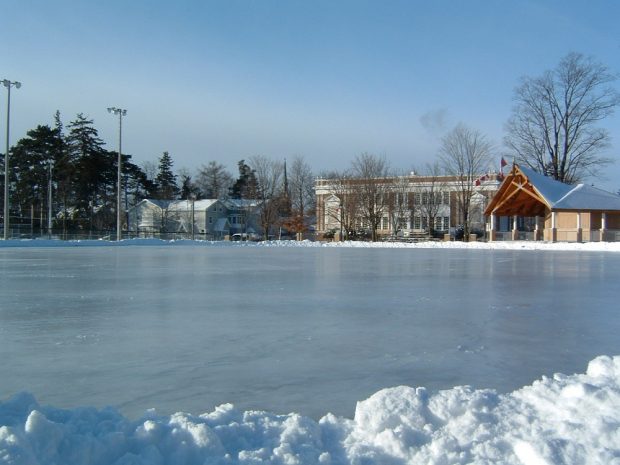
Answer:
47 159 53 238
2 79 21 241
107 107 127 241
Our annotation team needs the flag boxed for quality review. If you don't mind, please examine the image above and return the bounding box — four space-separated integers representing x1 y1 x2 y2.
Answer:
501 157 508 167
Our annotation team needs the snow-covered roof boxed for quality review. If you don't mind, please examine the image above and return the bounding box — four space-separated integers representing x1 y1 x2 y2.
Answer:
517 166 573 206
519 165 620 211
167 199 220 211
224 198 262 209
553 184 620 210
138 199 173 209
133 199 221 212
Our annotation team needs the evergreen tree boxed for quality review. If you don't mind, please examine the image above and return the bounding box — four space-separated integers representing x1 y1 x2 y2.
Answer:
52 111 76 236
66 114 113 231
8 125 60 233
154 151 179 199
179 173 203 200
229 160 259 199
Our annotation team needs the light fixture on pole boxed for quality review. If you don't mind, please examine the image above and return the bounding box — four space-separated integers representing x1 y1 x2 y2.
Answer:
107 107 127 241
2 79 21 241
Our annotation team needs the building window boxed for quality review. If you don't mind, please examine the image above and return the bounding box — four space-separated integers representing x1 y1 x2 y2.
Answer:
381 217 389 230
414 216 421 229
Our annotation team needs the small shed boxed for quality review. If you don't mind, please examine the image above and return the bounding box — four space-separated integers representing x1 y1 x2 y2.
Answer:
484 164 620 242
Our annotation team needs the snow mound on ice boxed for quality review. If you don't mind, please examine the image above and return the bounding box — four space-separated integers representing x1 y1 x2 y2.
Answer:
1 356 619 465
2 237 620 252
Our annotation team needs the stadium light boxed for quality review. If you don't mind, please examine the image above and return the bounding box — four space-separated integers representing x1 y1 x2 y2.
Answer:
2 79 21 240
107 107 127 241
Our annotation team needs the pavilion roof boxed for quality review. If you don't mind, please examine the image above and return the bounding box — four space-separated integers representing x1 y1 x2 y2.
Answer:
485 164 620 216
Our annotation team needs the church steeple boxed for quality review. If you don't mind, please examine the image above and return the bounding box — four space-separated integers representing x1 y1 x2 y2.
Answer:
283 158 290 198
281 158 292 218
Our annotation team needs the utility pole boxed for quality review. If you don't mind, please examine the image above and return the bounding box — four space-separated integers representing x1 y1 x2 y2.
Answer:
2 79 21 240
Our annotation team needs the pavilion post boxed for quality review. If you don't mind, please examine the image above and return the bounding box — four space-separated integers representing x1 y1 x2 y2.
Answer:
489 214 496 241
511 215 518 241
534 216 542 241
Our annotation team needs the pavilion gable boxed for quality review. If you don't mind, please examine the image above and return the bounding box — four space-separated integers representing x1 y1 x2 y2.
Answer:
484 165 550 217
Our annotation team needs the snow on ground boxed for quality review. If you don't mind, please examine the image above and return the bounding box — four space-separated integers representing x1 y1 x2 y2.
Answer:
0 356 618 465
1 239 619 464
1 237 620 252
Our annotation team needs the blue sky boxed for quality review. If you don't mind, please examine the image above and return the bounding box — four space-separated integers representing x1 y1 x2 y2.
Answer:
3 0 620 190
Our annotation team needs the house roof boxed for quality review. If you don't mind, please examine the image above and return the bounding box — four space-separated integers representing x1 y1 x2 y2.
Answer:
130 199 221 212
224 199 261 209
167 199 220 211
485 164 620 216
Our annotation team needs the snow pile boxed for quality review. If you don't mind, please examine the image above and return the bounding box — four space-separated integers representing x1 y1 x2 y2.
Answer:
2 238 620 252
1 356 618 465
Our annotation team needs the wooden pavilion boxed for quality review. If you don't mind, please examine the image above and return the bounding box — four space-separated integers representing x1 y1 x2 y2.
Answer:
484 164 620 242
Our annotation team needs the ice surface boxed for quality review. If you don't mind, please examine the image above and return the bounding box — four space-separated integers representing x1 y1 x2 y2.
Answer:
0 356 619 464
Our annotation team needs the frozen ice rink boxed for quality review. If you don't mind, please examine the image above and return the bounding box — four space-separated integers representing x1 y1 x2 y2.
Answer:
1 243 618 419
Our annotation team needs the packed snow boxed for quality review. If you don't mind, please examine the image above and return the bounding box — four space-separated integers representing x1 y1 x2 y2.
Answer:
1 239 619 464
0 356 618 465
2 237 620 252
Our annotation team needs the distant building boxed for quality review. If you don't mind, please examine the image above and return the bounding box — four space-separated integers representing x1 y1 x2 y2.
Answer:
127 198 261 240
485 164 620 242
314 173 500 240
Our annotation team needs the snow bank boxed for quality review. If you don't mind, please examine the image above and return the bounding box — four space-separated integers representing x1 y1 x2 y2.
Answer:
1 356 618 465
2 237 620 252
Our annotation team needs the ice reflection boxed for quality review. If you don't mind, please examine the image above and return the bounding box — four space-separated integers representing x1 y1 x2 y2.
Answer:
0 246 618 419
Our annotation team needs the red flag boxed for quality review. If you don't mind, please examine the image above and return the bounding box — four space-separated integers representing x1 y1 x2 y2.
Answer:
501 157 508 167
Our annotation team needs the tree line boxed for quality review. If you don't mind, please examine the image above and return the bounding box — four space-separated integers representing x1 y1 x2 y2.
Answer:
1 52 618 239
0 112 316 239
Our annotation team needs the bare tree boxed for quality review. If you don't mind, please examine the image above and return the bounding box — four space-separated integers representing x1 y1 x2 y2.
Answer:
387 172 412 237
249 155 284 240
196 161 233 199
350 153 391 242
321 170 360 241
141 161 158 189
439 124 491 240
505 52 619 184
285 156 314 240
413 162 448 237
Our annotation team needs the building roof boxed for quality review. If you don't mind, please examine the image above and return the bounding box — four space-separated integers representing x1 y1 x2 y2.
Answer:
485 164 620 216
224 199 262 209
130 199 221 212
167 199 220 211
516 166 573 206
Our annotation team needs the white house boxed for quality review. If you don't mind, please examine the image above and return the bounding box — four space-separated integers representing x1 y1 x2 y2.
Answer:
127 198 261 240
